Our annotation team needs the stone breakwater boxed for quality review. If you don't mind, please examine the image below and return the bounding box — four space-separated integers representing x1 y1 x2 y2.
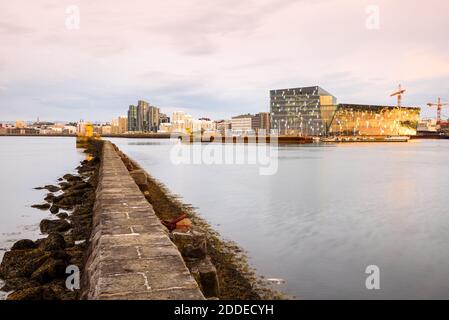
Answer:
81 141 204 299
0 142 101 300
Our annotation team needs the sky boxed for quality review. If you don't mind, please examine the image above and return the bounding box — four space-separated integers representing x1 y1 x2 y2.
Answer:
0 0 448 122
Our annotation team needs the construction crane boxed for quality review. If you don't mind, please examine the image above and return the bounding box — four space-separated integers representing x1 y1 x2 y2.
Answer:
390 84 406 108
427 97 449 125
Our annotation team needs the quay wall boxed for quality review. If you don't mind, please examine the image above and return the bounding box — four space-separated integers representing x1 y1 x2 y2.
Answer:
81 140 204 299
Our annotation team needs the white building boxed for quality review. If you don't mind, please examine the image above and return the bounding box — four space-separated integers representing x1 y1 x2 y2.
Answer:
172 111 195 133
159 123 173 133
417 119 438 132
231 114 253 134
63 125 77 134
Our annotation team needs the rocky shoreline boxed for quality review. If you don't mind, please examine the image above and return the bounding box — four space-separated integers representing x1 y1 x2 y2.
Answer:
0 143 101 300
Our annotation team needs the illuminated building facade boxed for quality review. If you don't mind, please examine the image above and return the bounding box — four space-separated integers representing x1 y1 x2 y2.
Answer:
270 86 420 136
329 104 420 136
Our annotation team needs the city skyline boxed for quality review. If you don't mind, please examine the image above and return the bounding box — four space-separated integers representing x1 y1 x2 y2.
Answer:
1 0 449 122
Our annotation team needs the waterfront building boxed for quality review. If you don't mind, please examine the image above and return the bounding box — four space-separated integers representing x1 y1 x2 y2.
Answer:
136 100 149 132
159 113 170 124
270 86 420 136
329 104 420 136
231 114 253 134
6 127 39 135
77 121 87 135
417 119 438 133
101 125 112 135
215 120 232 135
199 118 216 132
172 111 186 122
252 112 270 134
128 100 160 132
111 118 120 134
127 105 138 132
148 106 160 133
118 116 128 134
159 122 172 133
15 120 27 129
63 125 77 134
172 111 195 133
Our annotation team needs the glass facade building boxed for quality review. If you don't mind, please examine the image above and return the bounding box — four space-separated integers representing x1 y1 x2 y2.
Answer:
127 105 137 132
270 86 337 136
270 86 420 136
329 104 420 136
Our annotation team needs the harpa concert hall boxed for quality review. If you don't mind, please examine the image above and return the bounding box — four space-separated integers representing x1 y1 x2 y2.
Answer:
270 86 420 136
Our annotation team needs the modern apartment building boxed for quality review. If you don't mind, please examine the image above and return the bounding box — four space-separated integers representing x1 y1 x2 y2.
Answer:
127 105 138 132
136 100 149 132
128 100 160 132
148 106 160 132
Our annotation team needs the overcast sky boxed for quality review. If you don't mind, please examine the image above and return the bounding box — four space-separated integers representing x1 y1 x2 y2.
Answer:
1 0 448 122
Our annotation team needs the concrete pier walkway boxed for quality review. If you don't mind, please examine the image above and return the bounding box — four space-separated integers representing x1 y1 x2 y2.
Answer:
82 141 204 299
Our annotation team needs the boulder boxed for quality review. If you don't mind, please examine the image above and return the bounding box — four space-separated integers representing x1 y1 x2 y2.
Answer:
58 182 71 190
40 219 71 234
11 239 37 251
63 174 82 183
44 193 55 203
6 287 44 300
44 185 61 193
30 258 66 283
69 181 92 191
1 277 39 291
0 249 51 279
31 203 50 210
57 212 69 219
171 230 207 259
129 169 148 187
38 233 66 251
63 234 75 248
66 247 84 266
49 205 60 214
42 280 77 300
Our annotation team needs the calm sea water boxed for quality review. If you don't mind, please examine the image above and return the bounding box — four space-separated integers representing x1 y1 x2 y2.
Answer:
0 137 84 299
108 138 449 299
2 137 449 299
